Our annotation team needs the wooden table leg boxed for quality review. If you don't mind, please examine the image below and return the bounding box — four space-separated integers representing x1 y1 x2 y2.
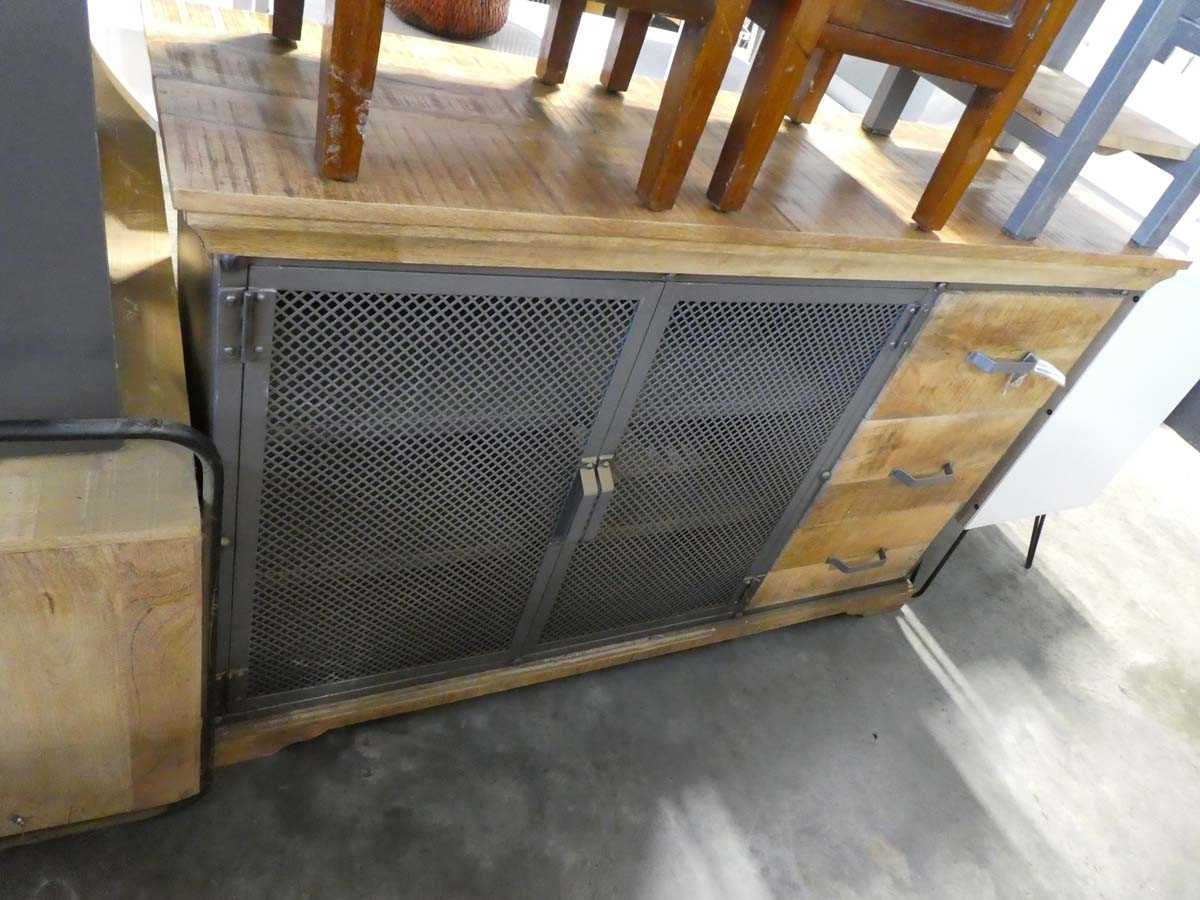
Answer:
315 0 386 182
637 0 752 210
601 8 652 92
271 0 304 42
787 48 841 124
707 0 834 212
537 0 588 84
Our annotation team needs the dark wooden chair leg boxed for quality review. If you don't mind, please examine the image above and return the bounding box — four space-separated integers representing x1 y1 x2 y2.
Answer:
912 0 1074 229
636 0 753 210
315 0 387 182
707 0 834 211
601 8 652 92
787 48 841 124
537 0 588 85
271 0 305 43
912 86 1008 230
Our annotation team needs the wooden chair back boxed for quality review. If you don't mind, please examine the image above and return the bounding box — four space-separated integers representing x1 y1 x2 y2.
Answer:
713 0 1078 228
831 0 1056 70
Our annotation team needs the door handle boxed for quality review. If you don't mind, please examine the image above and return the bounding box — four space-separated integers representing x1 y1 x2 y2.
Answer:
581 456 615 542
966 351 1066 390
555 459 601 543
556 455 616 544
827 549 887 574
891 462 955 487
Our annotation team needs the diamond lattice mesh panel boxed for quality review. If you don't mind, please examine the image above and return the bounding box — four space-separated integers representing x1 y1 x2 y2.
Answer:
538 296 907 644
245 288 639 697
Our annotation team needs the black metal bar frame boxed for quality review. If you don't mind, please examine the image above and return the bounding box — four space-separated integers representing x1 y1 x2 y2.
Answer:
0 417 223 810
911 529 969 599
1024 513 1047 569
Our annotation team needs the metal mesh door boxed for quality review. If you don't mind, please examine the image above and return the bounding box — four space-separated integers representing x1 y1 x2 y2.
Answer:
236 276 646 702
536 290 913 646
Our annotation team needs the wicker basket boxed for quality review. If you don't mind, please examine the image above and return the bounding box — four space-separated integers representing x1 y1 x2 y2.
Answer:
387 0 510 40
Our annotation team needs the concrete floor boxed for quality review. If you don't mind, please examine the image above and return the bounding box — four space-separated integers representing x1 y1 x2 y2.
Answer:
3 423 1199 897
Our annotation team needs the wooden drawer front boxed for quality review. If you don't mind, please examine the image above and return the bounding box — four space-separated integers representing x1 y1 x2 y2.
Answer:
805 463 990 527
754 543 924 608
829 410 1036 484
753 412 1024 607
750 505 950 610
776 504 957 571
871 290 1123 420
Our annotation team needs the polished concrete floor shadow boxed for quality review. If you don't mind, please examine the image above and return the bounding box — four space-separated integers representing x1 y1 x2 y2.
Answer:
4 429 1200 899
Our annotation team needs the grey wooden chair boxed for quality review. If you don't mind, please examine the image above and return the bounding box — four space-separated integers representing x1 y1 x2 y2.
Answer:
861 0 1200 249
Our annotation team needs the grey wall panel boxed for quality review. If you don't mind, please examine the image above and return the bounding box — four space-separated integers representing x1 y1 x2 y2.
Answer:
0 0 119 427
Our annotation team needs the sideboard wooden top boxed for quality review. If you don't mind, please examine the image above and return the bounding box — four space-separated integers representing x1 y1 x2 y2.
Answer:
144 0 1189 290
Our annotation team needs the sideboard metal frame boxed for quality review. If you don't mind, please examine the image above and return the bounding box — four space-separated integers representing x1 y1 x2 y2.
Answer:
185 253 938 721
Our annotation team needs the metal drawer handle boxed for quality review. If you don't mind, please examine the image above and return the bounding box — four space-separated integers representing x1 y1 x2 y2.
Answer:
827 549 887 574
891 462 955 487
966 351 1066 389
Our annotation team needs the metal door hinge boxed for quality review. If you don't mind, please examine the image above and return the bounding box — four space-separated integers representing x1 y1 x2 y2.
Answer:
737 575 765 613
889 301 928 351
219 288 277 364
214 667 248 710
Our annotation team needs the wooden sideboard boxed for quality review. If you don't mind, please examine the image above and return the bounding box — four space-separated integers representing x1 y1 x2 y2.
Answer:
139 2 1185 766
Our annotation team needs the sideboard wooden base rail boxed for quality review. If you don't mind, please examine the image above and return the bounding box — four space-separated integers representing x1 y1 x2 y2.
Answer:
214 579 912 766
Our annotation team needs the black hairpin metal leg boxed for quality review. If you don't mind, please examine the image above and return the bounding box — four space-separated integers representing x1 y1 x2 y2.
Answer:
1024 514 1047 570
911 528 969 598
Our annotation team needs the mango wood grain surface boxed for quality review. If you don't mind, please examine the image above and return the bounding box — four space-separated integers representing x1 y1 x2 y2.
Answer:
0 538 202 839
775 503 960 569
871 289 1125 418
214 579 911 765
803 463 991 527
140 0 1188 290
828 411 1038 484
753 544 924 607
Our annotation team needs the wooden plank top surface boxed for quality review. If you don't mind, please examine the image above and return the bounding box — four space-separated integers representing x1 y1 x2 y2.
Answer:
144 0 1189 289
1018 65 1196 162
